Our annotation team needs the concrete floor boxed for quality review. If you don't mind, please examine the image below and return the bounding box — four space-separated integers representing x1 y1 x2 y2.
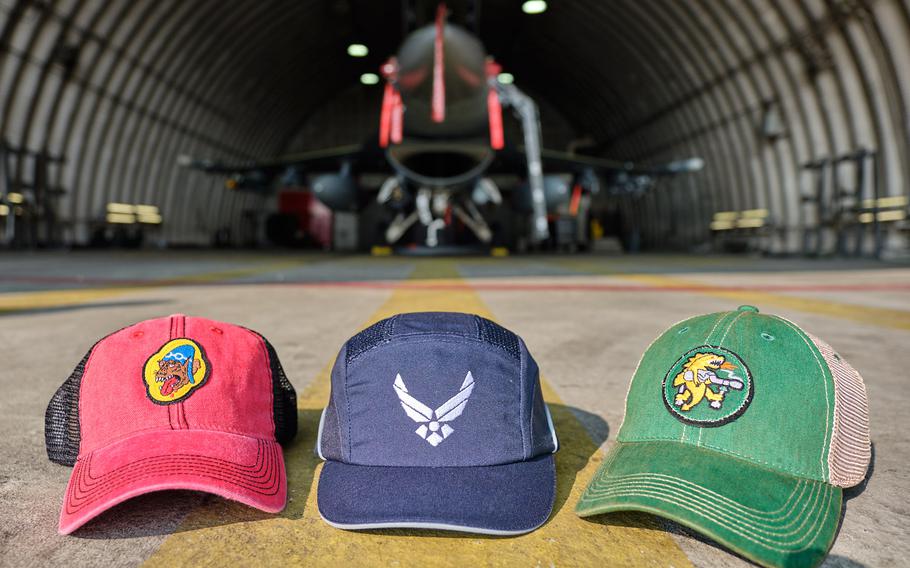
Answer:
0 251 907 567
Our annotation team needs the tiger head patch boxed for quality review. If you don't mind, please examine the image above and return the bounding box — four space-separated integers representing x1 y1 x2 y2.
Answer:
662 346 753 427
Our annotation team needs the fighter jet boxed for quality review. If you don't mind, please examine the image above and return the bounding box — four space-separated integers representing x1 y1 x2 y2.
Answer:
179 3 703 250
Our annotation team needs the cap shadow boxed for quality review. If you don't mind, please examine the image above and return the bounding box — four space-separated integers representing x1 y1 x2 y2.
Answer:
74 402 615 539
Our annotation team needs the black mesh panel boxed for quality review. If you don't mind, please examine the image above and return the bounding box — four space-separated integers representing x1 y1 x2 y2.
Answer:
45 347 93 466
251 333 298 446
476 316 521 360
345 316 396 364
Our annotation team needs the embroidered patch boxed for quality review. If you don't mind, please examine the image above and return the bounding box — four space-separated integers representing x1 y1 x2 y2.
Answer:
662 346 753 427
143 338 210 404
393 371 475 446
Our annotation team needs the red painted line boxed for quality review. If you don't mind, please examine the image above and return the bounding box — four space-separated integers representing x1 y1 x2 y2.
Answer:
277 280 910 293
1 275 909 293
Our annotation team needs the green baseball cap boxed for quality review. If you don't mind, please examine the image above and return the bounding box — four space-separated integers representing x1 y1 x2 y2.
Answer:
576 306 871 568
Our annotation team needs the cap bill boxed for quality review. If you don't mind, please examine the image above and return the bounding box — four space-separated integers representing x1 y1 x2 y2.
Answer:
59 429 286 535
317 453 555 535
576 442 841 568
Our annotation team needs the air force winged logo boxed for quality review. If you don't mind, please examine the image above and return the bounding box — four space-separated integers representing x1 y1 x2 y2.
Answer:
393 372 475 447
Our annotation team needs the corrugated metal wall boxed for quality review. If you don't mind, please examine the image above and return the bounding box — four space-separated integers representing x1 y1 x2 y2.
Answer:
1 0 908 252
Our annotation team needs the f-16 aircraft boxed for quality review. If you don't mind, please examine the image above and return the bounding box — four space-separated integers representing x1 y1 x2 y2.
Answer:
179 3 703 251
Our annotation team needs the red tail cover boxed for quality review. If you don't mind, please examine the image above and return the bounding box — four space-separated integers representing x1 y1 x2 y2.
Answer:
431 3 446 123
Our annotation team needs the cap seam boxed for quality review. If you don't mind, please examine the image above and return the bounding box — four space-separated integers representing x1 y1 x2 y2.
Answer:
716 311 747 347
344 345 353 463
347 336 517 372
697 311 747 447
520 338 529 459
347 331 520 365
703 310 734 345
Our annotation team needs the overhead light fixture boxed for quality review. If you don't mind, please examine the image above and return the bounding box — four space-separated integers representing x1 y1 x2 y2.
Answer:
497 72 514 84
522 0 547 14
347 43 369 57
360 72 380 85
6 192 23 204
0 204 8 216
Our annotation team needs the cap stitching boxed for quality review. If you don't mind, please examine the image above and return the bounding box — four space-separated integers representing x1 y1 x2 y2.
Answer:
703 311 732 344
589 470 808 517
584 469 829 539
717 311 746 347
582 477 832 551
344 346 353 462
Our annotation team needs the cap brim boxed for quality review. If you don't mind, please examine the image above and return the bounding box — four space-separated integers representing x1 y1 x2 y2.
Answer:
317 453 555 535
59 429 286 535
576 441 841 568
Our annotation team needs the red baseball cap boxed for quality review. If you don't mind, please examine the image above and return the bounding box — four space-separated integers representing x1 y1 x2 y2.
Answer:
44 314 297 535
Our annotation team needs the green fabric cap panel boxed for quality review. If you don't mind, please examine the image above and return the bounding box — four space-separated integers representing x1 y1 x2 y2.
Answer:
618 311 835 482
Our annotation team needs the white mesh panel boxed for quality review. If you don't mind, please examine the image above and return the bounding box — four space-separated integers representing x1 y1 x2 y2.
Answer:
806 333 871 488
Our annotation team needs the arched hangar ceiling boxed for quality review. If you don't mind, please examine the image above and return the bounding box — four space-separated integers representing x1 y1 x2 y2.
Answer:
0 0 908 251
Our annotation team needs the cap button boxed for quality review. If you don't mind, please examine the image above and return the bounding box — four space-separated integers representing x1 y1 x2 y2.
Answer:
737 305 759 313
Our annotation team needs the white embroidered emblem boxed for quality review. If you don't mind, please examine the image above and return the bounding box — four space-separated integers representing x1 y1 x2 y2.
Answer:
393 371 475 446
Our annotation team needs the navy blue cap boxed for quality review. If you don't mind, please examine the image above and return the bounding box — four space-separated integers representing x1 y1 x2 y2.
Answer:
316 312 559 534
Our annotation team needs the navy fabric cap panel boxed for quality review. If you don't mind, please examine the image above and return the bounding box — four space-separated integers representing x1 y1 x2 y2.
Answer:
316 312 558 534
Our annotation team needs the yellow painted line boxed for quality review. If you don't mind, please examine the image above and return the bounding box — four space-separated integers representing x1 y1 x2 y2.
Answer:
620 274 910 331
0 258 312 315
408 259 464 280
145 272 692 567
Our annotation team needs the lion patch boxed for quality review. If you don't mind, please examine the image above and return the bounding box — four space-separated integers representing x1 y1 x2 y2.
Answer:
662 346 752 426
143 338 210 404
